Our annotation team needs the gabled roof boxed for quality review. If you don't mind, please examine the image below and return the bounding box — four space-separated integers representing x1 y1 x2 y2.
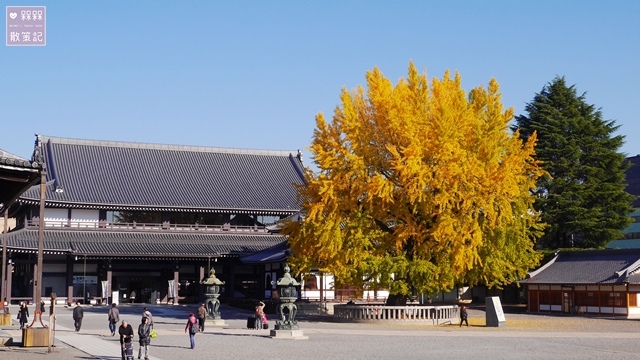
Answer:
5 228 287 258
522 249 640 285
18 135 305 213
0 148 41 209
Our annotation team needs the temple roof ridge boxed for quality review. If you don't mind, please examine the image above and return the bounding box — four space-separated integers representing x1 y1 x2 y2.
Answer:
37 134 298 157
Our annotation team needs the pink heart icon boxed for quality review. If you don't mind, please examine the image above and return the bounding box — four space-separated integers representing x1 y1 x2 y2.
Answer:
9 12 17 20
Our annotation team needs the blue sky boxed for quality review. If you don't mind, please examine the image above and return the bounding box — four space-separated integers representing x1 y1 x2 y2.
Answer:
2 1 639 168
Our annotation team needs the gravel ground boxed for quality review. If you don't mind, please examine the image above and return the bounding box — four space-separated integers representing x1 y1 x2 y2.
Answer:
2 303 640 359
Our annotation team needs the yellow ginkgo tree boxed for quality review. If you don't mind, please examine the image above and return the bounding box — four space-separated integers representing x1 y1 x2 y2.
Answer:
283 62 545 301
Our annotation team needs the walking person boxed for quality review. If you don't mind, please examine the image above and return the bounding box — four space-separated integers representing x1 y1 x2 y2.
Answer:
137 316 151 360
40 300 46 314
119 320 135 360
18 302 29 329
184 312 198 349
142 307 154 328
73 301 84 332
197 303 207 332
459 305 469 327
108 303 120 336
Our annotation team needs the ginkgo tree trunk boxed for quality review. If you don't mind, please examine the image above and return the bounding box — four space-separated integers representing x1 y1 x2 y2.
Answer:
283 62 545 300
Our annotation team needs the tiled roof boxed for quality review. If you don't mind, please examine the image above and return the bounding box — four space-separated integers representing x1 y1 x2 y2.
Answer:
0 148 41 208
522 249 640 285
0 148 39 168
19 135 305 213
5 228 287 257
240 242 289 264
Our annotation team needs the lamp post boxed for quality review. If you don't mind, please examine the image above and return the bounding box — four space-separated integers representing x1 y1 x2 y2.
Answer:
2 208 8 310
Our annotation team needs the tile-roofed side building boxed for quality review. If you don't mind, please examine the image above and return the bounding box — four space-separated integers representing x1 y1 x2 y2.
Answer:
522 249 640 318
522 249 640 285
18 135 305 214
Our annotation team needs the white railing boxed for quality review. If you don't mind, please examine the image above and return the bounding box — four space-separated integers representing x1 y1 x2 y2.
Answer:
25 220 269 233
333 304 459 325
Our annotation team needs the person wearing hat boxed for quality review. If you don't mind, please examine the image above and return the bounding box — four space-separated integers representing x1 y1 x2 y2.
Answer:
142 307 154 328
197 303 207 332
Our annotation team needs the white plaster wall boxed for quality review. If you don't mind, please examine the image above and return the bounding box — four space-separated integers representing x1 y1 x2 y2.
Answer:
628 307 640 315
44 208 68 226
71 209 99 227
302 290 335 300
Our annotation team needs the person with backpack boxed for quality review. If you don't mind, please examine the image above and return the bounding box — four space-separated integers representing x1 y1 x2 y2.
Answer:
184 312 198 349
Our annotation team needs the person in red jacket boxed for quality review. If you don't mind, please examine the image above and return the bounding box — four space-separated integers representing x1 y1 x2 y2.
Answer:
184 312 198 349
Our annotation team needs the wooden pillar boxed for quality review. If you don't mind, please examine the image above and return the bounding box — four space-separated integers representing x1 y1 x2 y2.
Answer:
32 263 38 304
1 209 8 307
5 262 12 305
106 269 112 304
228 262 235 299
66 256 73 304
173 270 179 305
199 265 205 301
36 167 46 308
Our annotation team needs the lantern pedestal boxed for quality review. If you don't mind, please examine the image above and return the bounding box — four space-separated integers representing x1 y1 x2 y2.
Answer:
269 329 308 340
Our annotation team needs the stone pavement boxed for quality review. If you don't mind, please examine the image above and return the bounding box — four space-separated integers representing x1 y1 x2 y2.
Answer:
1 303 640 359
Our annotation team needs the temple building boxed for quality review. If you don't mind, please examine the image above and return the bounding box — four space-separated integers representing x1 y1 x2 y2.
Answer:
2 135 305 305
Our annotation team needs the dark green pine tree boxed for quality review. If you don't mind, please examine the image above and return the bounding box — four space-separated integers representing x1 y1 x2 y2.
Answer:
513 76 635 249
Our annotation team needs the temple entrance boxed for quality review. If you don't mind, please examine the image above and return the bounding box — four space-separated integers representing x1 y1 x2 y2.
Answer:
115 273 163 304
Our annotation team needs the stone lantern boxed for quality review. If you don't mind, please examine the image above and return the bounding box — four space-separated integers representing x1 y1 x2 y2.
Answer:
200 268 226 326
271 264 307 339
